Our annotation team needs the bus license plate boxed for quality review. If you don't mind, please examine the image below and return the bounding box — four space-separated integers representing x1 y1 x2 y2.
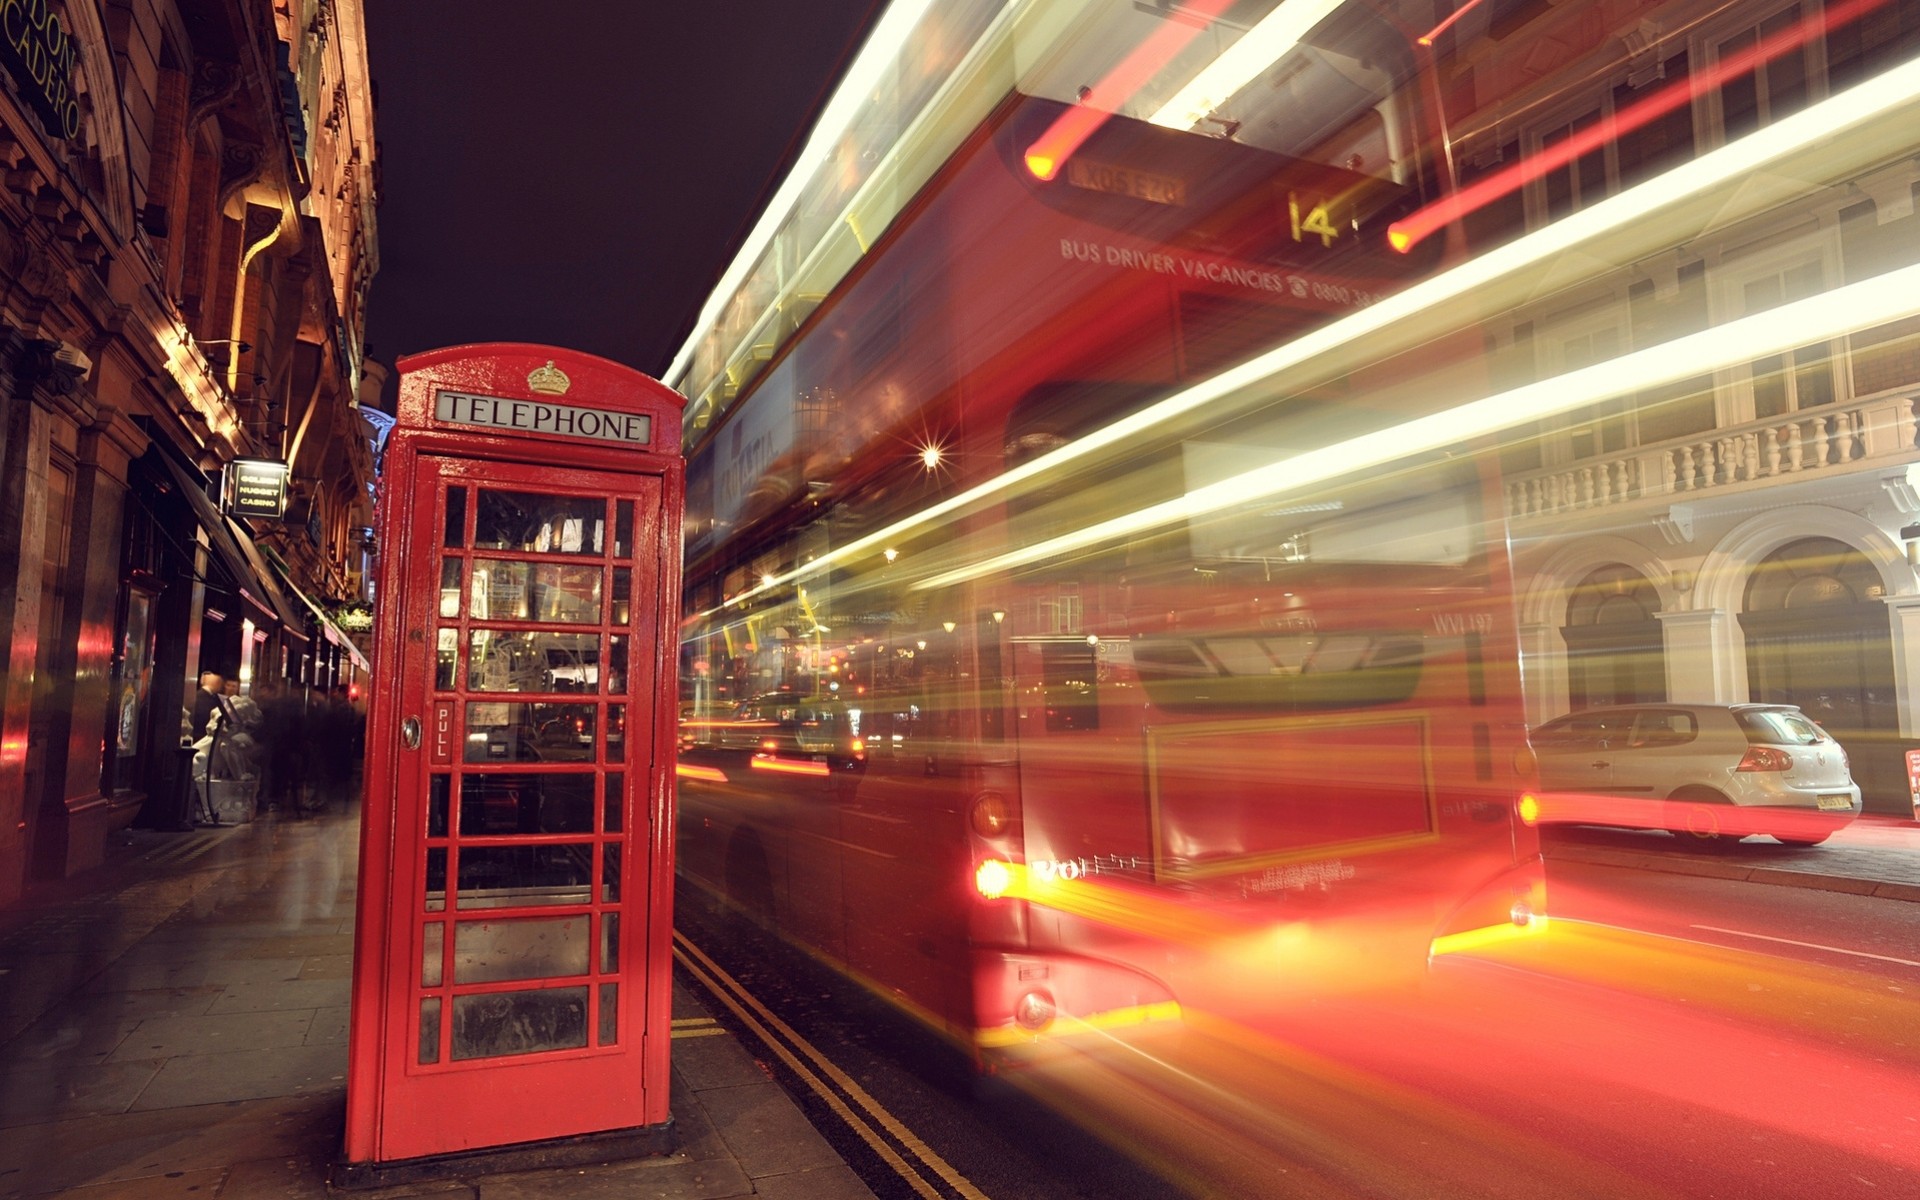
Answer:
1816 794 1853 811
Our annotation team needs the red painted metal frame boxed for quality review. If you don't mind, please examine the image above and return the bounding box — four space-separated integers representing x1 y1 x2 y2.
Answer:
345 344 684 1167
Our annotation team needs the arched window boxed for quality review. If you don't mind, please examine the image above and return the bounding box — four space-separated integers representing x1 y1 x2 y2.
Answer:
1740 536 1897 801
1562 564 1664 710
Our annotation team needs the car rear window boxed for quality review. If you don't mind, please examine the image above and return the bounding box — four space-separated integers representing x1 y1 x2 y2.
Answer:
1736 710 1826 745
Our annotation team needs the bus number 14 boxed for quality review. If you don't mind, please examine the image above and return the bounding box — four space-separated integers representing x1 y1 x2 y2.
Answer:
1289 194 1340 247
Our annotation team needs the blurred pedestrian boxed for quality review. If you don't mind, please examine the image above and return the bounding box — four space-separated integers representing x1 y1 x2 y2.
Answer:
211 678 263 783
187 672 230 824
305 685 363 812
188 671 226 742
255 679 307 813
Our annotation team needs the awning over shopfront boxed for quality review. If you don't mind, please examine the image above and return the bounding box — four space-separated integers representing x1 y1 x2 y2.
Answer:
152 449 307 635
265 555 373 674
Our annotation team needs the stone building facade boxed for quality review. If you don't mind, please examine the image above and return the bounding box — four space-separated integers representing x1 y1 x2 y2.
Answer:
0 0 378 904
1442 0 1920 810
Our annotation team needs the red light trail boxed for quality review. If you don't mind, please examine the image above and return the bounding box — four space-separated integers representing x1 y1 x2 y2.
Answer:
1388 0 1894 252
1023 0 1240 181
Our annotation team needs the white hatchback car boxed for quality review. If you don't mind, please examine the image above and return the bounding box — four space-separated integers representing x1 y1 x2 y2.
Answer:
1530 703 1862 845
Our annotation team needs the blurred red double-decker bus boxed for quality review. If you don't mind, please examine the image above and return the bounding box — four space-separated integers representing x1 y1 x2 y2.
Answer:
674 0 1543 1065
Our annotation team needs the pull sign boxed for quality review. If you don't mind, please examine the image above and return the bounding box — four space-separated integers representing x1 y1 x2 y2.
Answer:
434 389 652 447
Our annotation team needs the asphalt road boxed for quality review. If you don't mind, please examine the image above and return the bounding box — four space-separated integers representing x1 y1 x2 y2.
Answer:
674 846 1920 1199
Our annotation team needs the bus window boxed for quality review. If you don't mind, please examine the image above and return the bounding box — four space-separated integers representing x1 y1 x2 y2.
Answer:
1132 632 1423 714
1041 641 1100 733
977 611 1006 743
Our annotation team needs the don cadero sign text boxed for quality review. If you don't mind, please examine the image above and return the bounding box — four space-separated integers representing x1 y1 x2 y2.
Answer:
435 389 652 446
1 0 81 141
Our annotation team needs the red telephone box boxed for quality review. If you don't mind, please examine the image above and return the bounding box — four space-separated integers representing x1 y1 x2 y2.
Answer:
342 345 684 1179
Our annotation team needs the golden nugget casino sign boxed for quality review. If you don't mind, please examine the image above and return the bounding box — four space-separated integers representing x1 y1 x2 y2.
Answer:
1 0 80 141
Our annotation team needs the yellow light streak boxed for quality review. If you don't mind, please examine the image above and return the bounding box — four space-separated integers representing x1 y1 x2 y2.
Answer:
1148 0 1347 130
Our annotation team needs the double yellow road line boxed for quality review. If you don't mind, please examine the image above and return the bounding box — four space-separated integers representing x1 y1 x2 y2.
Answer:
671 930 993 1200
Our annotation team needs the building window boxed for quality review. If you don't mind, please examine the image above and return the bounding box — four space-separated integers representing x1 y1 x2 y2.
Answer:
1737 258 1839 418
1825 0 1920 93
1704 2 1819 145
1537 109 1609 222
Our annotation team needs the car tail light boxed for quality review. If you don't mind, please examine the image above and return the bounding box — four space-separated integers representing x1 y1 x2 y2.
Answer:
1737 746 1793 772
849 737 865 759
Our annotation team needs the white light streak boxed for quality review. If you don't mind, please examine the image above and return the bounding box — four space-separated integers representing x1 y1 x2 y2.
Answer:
689 59 1920 621
663 0 942 386
1148 0 1347 130
910 259 1920 589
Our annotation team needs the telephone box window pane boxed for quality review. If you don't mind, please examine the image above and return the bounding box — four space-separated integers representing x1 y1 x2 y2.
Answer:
615 501 633 558
453 915 590 983
611 568 631 625
456 844 593 908
458 773 594 835
451 987 588 1061
603 771 624 833
463 701 594 762
425 848 446 912
602 844 622 904
419 998 441 1064
600 911 619 973
436 630 458 690
422 922 444 987
467 630 599 693
467 562 602 623
607 636 628 694
428 774 450 838
474 490 606 555
443 488 467 548
599 983 618 1046
438 559 463 618
607 704 627 763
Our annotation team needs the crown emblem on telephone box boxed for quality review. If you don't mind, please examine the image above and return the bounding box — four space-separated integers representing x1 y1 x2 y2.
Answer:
527 360 571 395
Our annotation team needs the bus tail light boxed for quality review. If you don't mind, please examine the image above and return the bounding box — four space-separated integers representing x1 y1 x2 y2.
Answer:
969 792 1013 837
1516 793 1541 825
975 859 1013 899
1737 746 1793 772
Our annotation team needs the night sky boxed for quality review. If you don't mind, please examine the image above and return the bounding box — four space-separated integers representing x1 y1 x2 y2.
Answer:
361 2 885 394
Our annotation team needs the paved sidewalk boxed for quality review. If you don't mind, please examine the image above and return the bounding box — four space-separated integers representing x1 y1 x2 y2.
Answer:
0 808 873 1200
1541 814 1920 902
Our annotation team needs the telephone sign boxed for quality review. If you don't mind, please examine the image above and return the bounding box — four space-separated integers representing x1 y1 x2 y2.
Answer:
341 345 685 1181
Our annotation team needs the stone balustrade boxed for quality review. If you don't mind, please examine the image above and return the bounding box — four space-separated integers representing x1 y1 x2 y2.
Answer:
1507 391 1920 519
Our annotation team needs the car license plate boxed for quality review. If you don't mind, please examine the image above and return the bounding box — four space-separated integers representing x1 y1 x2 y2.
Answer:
1816 794 1853 811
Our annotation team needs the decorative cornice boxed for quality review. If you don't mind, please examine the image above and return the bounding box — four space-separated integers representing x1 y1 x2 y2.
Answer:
1654 504 1695 545
1882 466 1920 516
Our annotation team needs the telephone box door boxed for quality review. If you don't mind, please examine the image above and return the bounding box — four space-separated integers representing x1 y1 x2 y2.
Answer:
369 450 664 1160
